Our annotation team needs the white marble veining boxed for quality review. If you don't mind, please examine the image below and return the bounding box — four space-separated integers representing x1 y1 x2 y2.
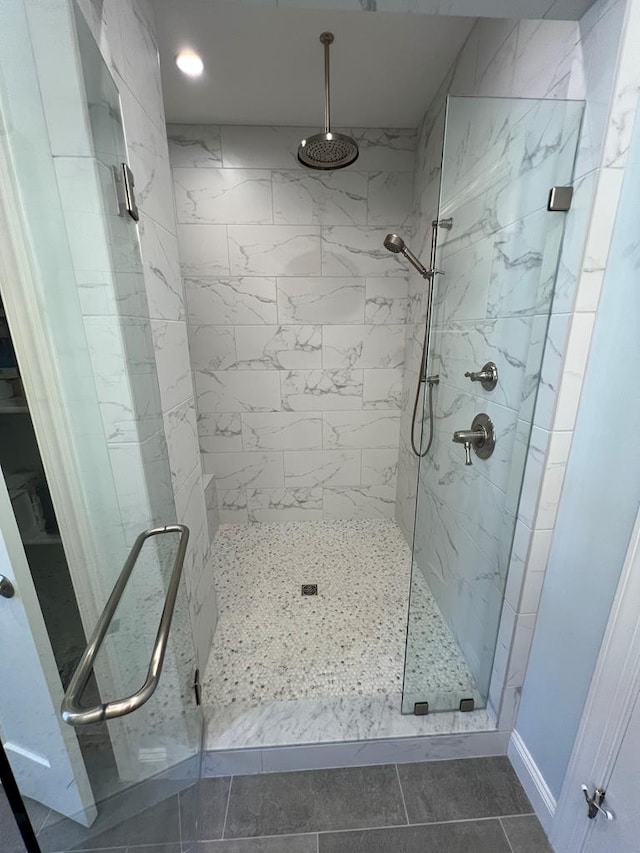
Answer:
273 170 368 226
228 225 322 276
280 369 363 412
205 451 284 490
322 226 410 277
322 324 405 370
283 450 361 488
170 124 415 522
276 277 365 325
323 410 400 449
174 168 273 225
186 276 277 326
198 412 243 453
167 124 222 168
234 325 321 370
365 277 409 324
241 413 323 451
195 369 281 413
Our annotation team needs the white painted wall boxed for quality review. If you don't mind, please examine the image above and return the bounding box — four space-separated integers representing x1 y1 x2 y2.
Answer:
515 0 640 803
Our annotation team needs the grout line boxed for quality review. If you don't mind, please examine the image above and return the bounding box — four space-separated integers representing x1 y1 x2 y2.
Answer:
395 764 410 825
176 787 183 851
218 812 536 843
221 775 233 840
499 817 517 853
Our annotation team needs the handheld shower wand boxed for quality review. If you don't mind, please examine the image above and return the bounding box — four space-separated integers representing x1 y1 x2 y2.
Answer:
383 222 453 458
383 234 431 279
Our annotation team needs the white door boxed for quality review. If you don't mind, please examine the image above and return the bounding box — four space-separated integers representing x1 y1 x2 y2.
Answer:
0 470 96 826
581 694 640 852
551 509 640 852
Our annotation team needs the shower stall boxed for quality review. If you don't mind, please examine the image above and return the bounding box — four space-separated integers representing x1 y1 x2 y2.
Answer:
0 0 594 847
188 94 584 749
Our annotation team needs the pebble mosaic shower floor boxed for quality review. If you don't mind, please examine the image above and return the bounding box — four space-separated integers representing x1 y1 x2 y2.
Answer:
204 519 477 708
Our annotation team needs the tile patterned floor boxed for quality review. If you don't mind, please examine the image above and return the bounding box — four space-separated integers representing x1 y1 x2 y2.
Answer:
204 520 477 709
8 757 551 852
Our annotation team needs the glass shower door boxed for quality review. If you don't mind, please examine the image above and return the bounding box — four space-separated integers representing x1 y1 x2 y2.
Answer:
0 1 202 848
402 95 584 715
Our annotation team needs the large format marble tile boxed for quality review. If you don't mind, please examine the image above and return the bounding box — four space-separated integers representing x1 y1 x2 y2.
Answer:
322 227 410 277
367 171 413 227
280 369 363 412
284 450 361 488
167 124 223 168
195 370 281 413
186 276 277 325
363 368 403 409
322 324 405 370
323 411 400 449
204 451 284 489
151 320 193 411
273 170 367 226
177 225 230 276
228 225 322 276
361 449 398 487
276 277 365 324
188 325 237 371
234 325 322 370
174 168 273 225
242 413 323 451
198 412 243 453
323 485 396 519
365 277 408 324
247 487 324 522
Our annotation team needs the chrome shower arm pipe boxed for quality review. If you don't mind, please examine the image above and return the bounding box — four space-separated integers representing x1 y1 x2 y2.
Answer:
321 32 333 133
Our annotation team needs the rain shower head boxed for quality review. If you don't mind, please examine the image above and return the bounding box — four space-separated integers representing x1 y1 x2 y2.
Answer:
383 233 430 278
297 33 359 170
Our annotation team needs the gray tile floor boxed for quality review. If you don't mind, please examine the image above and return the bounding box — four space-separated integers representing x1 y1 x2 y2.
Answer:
4 757 552 852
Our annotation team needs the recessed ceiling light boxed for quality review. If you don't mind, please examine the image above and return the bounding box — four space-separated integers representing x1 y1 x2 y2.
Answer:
176 50 204 78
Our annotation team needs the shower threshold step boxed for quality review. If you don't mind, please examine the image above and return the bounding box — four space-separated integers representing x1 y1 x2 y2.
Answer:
204 692 493 751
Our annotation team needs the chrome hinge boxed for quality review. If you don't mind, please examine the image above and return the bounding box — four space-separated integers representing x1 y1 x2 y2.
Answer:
548 186 573 212
114 163 139 221
581 785 614 821
193 668 202 707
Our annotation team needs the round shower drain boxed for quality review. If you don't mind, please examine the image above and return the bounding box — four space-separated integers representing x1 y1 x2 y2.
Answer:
301 584 318 596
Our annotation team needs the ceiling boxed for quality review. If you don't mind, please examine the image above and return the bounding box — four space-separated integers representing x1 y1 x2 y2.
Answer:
154 1 475 128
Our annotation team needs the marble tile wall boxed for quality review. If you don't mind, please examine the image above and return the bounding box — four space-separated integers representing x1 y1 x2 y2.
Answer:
168 124 416 522
399 0 628 731
407 96 583 699
75 0 217 671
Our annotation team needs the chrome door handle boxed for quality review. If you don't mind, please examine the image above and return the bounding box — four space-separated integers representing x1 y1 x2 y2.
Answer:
0 575 15 598
61 524 189 726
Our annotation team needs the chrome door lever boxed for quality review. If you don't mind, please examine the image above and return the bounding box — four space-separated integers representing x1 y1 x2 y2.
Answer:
464 361 498 391
581 785 613 821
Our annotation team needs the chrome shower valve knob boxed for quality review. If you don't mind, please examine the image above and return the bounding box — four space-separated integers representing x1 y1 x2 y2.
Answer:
464 361 498 391
452 413 495 465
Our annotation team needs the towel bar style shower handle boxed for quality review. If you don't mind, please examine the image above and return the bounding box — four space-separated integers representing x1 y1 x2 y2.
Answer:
61 524 189 726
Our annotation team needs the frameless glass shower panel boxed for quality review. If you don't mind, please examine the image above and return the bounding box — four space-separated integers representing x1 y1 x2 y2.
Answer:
402 96 583 715
0 1 201 847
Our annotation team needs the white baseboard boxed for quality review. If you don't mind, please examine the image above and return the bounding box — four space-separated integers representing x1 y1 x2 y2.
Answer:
508 730 556 835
